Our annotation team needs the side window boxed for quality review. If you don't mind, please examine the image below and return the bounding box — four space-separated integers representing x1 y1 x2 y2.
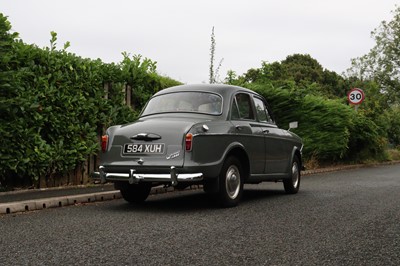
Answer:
231 98 240 120
253 97 273 123
231 93 255 120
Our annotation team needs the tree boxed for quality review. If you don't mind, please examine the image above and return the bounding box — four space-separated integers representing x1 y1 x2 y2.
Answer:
230 54 347 97
280 54 324 84
349 6 400 105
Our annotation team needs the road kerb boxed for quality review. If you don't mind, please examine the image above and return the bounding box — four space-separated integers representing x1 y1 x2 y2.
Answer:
0 191 122 215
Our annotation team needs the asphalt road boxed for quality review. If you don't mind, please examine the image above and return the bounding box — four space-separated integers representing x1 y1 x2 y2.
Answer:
1 164 399 266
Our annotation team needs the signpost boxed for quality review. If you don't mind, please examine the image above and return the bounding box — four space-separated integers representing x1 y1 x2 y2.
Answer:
348 88 365 111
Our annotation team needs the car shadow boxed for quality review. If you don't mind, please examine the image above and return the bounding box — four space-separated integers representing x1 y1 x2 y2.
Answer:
243 188 286 202
109 191 214 214
107 187 288 213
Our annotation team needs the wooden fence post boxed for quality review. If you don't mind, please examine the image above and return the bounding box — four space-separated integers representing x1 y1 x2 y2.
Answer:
126 84 132 107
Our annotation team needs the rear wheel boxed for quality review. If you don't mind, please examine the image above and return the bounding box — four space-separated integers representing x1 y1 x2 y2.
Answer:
218 157 243 207
283 156 301 194
120 183 152 203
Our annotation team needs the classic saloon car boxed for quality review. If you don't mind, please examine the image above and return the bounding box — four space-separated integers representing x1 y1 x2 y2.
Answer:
94 84 303 207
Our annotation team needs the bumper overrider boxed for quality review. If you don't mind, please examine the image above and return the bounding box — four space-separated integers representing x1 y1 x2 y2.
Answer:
92 166 203 187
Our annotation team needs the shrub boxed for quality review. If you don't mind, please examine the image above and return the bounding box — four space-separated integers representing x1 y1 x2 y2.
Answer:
250 83 385 162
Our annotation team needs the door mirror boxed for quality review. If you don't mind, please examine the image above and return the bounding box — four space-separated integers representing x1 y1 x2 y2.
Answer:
288 121 298 131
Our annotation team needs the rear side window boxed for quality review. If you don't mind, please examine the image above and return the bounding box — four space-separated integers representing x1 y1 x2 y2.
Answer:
253 97 274 123
231 93 255 120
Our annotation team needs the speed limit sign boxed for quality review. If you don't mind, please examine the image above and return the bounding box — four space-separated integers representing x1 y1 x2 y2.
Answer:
348 88 365 105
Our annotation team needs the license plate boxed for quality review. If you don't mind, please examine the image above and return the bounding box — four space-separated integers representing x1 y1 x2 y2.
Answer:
123 143 165 154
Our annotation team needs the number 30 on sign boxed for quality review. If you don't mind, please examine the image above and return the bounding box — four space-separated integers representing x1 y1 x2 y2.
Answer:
348 88 365 105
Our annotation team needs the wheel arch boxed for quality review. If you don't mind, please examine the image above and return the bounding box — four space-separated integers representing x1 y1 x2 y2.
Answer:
224 145 251 181
290 147 303 173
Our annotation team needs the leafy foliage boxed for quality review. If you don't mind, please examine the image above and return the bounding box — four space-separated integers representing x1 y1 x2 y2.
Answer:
250 84 352 161
349 6 400 105
230 54 349 98
347 5 400 147
120 52 180 112
346 112 387 161
249 83 386 162
225 48 391 163
0 14 180 188
384 106 400 147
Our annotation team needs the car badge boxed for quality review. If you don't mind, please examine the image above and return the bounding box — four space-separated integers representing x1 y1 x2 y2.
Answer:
137 158 144 165
166 151 180 160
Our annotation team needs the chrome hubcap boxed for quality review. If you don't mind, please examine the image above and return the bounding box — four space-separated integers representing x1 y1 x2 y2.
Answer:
226 165 240 199
292 162 299 188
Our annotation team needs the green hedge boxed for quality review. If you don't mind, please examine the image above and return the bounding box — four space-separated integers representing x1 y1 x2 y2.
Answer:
249 84 385 162
0 14 180 188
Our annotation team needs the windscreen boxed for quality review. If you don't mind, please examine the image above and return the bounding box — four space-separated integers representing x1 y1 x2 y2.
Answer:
141 92 222 116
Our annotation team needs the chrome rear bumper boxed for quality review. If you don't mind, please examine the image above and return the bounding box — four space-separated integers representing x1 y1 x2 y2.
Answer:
92 166 203 186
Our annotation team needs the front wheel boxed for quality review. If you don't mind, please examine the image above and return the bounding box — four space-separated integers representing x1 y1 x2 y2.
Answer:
218 157 244 207
120 183 152 203
283 157 301 194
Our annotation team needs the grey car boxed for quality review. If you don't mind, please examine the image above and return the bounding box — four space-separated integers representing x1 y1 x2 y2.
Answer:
93 84 303 207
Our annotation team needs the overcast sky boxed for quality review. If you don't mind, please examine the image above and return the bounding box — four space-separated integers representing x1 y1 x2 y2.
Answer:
2 0 398 84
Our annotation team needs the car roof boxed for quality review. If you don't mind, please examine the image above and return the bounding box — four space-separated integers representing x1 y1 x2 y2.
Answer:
153 84 259 98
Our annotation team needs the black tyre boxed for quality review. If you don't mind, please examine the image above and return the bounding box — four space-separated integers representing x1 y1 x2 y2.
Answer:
120 183 152 203
283 156 301 194
218 156 244 207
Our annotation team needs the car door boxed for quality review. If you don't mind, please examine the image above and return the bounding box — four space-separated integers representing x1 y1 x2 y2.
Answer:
252 96 290 175
230 93 265 175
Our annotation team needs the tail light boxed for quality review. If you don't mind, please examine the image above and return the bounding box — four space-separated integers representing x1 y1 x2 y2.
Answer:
185 133 193 151
101 135 109 152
